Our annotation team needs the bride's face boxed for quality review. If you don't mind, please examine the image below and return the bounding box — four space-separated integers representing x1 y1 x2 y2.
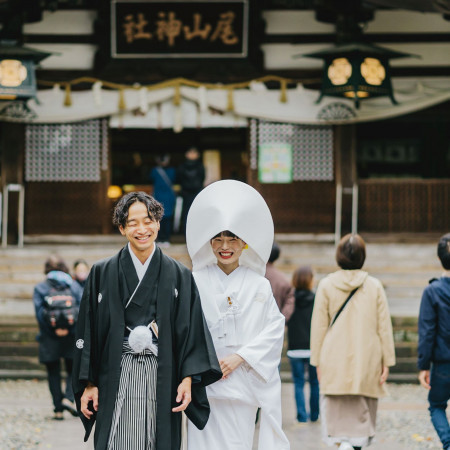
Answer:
210 235 246 274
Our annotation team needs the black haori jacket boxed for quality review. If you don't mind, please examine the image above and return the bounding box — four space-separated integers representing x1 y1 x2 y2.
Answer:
72 245 222 450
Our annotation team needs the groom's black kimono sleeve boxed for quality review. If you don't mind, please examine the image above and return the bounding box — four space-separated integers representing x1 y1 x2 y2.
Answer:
72 247 222 450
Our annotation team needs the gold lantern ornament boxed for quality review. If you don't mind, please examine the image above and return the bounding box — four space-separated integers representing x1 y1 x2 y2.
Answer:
300 43 418 108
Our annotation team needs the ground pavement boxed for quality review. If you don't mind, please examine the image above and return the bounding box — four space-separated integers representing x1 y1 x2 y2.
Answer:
0 379 445 450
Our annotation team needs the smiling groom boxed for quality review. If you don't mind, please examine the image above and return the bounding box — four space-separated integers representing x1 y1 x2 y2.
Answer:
72 191 221 450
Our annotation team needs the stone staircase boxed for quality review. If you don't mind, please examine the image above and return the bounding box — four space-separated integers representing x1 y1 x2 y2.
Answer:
0 235 441 381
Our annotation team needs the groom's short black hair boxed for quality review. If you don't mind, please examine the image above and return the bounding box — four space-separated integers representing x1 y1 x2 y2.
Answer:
113 191 164 228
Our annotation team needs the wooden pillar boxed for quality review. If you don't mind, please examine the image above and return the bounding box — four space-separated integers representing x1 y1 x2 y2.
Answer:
0 122 25 244
100 124 112 234
334 124 358 242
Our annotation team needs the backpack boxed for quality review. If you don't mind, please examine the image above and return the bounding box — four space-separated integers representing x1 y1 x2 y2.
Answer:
43 283 79 329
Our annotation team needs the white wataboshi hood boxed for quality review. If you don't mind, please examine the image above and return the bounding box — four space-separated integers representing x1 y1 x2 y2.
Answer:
186 180 274 276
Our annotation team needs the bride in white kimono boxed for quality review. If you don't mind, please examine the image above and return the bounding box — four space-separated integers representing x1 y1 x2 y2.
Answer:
185 180 290 450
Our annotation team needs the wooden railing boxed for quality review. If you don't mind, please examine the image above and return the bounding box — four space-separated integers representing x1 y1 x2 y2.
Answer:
359 179 450 233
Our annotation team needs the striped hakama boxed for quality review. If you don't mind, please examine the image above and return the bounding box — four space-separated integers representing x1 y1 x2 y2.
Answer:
107 340 158 450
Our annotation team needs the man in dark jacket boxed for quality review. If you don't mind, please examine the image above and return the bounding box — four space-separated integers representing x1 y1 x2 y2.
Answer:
177 147 205 234
418 232 450 450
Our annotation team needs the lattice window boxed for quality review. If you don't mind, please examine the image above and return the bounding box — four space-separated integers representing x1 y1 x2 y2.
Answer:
25 119 108 182
249 119 334 181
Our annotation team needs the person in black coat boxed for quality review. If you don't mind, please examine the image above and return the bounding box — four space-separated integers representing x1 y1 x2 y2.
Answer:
33 255 83 420
177 147 205 234
287 265 320 423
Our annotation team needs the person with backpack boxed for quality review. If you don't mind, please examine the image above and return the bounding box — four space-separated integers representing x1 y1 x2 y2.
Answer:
418 233 450 450
33 255 83 420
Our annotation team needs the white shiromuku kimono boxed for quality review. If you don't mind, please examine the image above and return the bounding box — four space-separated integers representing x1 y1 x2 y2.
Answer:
187 263 289 450
185 179 290 450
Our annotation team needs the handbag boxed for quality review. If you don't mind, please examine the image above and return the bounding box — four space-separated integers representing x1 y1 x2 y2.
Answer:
329 287 359 328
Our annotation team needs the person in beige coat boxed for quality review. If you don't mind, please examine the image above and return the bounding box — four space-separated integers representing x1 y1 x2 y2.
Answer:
310 233 396 450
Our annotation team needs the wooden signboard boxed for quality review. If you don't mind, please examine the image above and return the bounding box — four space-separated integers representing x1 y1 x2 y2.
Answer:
94 0 263 80
111 0 248 58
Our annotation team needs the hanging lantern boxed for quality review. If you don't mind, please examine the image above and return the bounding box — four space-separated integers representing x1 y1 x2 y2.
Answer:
300 43 417 108
0 42 51 100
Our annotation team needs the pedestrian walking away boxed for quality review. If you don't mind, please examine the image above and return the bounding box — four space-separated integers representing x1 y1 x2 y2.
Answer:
33 255 83 420
418 232 450 450
287 265 320 424
72 191 221 450
310 233 396 450
185 179 290 450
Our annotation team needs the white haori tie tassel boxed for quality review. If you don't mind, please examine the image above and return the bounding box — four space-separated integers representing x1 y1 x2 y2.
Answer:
128 322 158 356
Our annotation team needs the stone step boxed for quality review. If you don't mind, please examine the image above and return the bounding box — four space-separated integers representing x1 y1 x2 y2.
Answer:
0 299 36 317
384 373 419 384
393 342 418 358
0 326 38 342
393 328 418 343
0 342 38 357
0 284 36 300
0 356 42 371
390 357 418 373
0 369 47 380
